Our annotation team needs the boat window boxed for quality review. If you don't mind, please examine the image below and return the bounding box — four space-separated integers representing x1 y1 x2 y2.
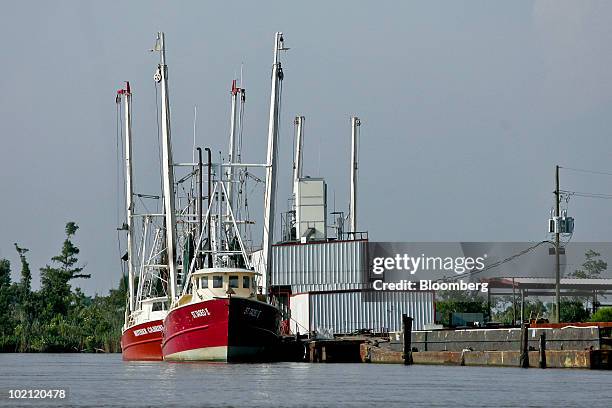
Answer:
199 277 208 289
213 275 223 288
243 275 250 289
152 302 165 311
229 275 239 288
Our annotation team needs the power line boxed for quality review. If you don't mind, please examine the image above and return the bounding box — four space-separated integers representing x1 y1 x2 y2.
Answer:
446 240 553 281
560 166 612 177
560 189 612 200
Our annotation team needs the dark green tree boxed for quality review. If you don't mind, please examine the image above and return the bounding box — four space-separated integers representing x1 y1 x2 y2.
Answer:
51 222 90 280
494 298 548 324
435 290 489 326
565 250 607 317
0 259 10 288
14 243 31 298
40 222 90 318
13 244 37 352
570 249 607 279
559 299 591 323
0 259 17 351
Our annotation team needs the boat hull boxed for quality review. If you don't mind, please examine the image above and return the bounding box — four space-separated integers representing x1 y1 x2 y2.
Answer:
162 297 281 362
121 319 164 361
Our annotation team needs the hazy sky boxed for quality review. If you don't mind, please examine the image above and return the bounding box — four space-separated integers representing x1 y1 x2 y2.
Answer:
2 0 612 295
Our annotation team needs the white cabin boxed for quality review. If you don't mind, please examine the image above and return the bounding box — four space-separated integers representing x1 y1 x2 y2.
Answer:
174 267 258 307
123 296 168 330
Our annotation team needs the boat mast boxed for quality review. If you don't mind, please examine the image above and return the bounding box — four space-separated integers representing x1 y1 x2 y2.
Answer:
350 116 360 236
292 116 304 192
292 116 304 239
156 31 178 300
226 80 240 213
262 32 286 295
118 82 135 313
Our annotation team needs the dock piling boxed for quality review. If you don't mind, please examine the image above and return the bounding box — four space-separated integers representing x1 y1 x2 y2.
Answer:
402 314 413 365
539 333 547 369
520 323 530 368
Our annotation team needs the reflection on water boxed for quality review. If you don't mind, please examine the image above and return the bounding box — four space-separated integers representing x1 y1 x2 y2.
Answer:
0 353 611 407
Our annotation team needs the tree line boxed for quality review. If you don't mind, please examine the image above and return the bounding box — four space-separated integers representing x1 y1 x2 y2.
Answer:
435 249 612 326
0 222 125 353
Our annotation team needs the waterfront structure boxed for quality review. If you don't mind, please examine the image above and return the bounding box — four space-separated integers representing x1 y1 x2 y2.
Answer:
255 116 435 336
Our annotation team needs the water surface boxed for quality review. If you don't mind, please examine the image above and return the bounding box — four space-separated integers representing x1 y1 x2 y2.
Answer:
0 354 610 407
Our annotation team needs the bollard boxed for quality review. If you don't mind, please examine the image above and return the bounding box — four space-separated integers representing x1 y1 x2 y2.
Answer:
402 314 413 365
539 333 547 369
519 323 530 368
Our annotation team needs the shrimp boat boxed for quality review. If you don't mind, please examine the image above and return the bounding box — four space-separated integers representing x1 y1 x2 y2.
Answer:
117 77 169 360
162 263 281 361
158 33 289 362
120 297 166 361
161 179 282 361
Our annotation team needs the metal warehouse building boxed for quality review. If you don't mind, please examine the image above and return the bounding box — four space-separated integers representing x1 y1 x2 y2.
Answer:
268 239 434 335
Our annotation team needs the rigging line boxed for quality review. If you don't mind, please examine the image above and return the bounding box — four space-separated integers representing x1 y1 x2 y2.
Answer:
444 240 552 282
560 166 612 177
570 193 612 199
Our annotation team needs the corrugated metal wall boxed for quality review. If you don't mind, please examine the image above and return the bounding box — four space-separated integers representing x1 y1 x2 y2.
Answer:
272 240 368 292
303 290 433 334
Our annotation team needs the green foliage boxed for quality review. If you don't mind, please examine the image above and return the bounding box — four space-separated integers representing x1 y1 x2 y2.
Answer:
559 299 591 323
40 222 91 319
569 249 607 279
590 307 612 322
14 243 31 294
0 259 10 288
435 290 489 326
0 259 16 351
0 222 126 353
493 298 548 325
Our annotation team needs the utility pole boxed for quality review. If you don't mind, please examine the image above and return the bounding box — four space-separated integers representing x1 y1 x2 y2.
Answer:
554 165 561 323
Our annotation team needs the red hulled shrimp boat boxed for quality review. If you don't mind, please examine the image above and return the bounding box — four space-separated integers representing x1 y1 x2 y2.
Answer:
121 297 166 361
162 268 280 361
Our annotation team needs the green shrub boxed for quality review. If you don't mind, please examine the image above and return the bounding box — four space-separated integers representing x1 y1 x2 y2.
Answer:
590 307 612 322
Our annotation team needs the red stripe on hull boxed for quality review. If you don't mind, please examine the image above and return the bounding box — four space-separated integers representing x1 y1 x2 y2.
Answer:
121 319 164 361
162 297 280 362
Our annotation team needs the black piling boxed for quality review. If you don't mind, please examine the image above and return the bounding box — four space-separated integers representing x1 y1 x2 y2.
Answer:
539 332 547 369
519 322 530 368
402 314 413 365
